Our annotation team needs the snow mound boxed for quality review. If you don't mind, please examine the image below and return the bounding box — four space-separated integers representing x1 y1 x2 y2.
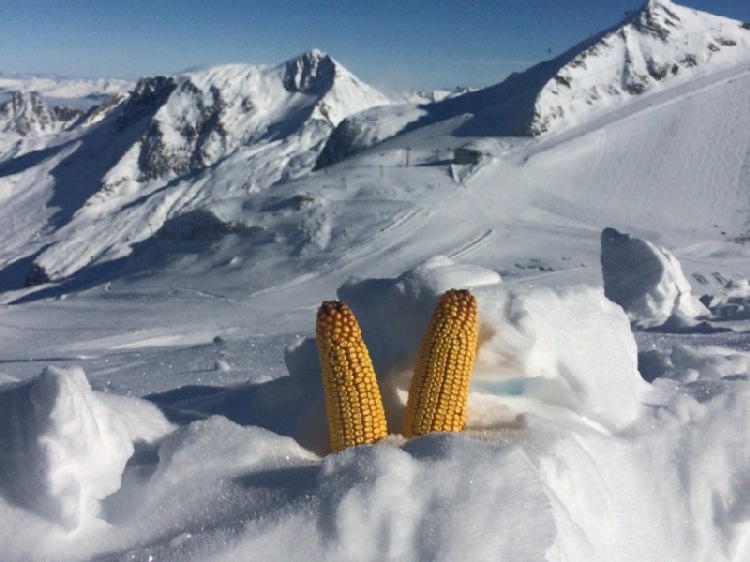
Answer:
601 227 709 329
336 256 648 433
0 367 134 529
337 255 502 371
306 435 555 561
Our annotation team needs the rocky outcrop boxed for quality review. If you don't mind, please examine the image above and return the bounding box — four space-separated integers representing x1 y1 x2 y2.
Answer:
283 50 336 95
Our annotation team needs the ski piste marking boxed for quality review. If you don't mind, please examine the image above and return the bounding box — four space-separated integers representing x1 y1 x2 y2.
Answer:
448 229 495 260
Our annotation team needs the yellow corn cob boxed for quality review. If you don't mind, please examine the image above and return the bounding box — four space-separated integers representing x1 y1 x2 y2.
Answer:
316 300 388 453
402 288 478 438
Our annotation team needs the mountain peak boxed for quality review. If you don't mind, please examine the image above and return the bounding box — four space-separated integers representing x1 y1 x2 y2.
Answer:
631 0 683 40
525 0 750 134
0 91 82 136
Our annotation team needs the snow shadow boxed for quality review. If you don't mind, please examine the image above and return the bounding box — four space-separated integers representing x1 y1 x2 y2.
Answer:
0 246 51 292
9 210 266 303
145 338 331 455
0 140 75 176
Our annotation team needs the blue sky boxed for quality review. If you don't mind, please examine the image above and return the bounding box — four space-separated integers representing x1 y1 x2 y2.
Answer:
1 0 748 91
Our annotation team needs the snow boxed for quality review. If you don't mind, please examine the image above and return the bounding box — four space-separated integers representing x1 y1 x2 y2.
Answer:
601 226 709 328
0 367 137 530
1 1 750 560
0 71 132 109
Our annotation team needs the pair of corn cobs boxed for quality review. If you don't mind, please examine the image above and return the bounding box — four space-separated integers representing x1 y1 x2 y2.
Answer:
315 289 479 453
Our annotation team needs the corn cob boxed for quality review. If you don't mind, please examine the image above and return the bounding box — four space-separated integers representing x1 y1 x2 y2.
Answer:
402 288 478 438
316 300 388 453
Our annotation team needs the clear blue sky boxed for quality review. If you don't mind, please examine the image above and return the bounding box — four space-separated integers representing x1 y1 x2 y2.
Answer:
1 0 748 91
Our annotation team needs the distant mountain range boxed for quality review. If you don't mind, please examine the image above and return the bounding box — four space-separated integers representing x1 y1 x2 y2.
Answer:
0 71 133 109
0 0 748 290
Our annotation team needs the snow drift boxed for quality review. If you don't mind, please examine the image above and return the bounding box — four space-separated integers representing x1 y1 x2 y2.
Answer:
0 367 134 529
3 258 750 561
601 227 709 328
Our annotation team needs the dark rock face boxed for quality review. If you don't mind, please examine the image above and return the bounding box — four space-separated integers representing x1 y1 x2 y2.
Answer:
283 52 336 95
116 76 178 130
118 77 230 181
314 118 363 169
25 263 51 287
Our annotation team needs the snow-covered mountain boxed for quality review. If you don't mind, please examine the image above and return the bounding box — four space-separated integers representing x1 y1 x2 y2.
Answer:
0 50 393 285
317 0 750 166
0 71 133 109
529 0 750 134
0 92 83 136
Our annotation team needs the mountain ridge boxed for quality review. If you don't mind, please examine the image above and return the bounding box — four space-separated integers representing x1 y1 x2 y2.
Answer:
315 0 750 167
0 50 394 285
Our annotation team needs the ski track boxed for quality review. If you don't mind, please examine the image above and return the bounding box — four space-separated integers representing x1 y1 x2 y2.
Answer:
448 229 496 260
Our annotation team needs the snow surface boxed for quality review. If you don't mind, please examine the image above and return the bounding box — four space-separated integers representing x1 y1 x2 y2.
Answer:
1 1 750 560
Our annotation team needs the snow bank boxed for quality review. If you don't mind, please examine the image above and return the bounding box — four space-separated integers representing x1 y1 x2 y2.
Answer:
334 255 650 433
216 434 555 562
601 227 708 328
6 258 750 561
0 366 134 529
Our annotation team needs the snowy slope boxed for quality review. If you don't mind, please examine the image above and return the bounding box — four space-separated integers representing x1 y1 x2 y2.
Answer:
2 2 750 561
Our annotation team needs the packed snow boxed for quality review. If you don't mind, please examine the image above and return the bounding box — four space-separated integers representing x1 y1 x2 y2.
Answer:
1 1 750 560
601 226 709 329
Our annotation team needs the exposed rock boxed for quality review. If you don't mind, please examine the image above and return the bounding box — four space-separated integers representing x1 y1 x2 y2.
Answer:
25 263 51 287
314 118 364 169
283 50 336 95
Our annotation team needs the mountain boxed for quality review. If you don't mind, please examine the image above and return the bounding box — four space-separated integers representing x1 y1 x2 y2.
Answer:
316 0 750 167
0 50 393 285
0 71 133 109
526 0 750 134
0 92 82 137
